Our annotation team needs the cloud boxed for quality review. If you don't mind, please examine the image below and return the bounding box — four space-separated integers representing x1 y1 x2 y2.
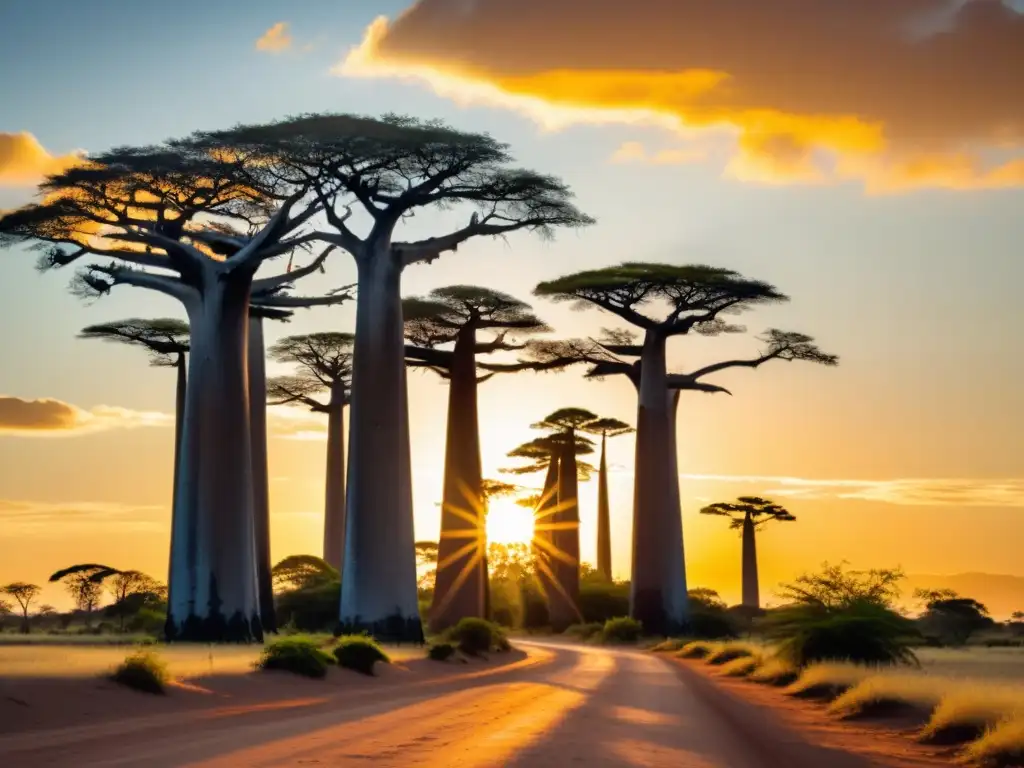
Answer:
0 499 164 535
336 1 1024 192
611 141 707 166
0 396 172 436
0 132 85 186
673 473 1024 508
256 22 293 53
266 405 327 441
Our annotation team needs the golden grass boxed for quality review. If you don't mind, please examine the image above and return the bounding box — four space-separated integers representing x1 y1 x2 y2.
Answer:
706 641 765 666
648 638 690 653
786 662 872 700
827 673 944 719
719 656 760 678
675 640 720 660
748 657 800 686
960 716 1024 767
922 686 1024 746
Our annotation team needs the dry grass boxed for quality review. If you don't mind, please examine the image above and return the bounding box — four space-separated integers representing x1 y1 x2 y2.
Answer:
706 641 765 666
960 716 1024 767
648 638 690 653
786 662 872 700
921 686 1024 746
827 674 944 719
748 657 800 686
719 656 760 678
676 640 720 660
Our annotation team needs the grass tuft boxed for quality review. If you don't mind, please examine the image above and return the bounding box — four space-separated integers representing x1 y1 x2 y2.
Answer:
706 641 762 666
427 642 457 662
599 617 644 644
719 655 760 678
959 716 1024 767
786 662 871 701
920 687 1024 746
445 618 510 656
648 637 690 653
827 674 943 720
109 650 170 694
676 640 720 659
333 635 390 676
564 622 604 641
256 638 335 679
748 657 800 687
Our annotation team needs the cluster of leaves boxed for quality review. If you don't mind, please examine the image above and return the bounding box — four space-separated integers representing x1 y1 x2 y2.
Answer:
333 635 391 675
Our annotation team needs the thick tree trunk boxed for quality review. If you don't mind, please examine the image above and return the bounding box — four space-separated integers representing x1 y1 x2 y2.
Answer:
549 434 581 631
741 512 760 608
429 330 487 632
340 251 423 642
661 388 688 622
248 314 276 633
323 383 347 572
596 433 612 581
534 455 561 623
171 276 262 643
629 331 688 635
164 354 187 635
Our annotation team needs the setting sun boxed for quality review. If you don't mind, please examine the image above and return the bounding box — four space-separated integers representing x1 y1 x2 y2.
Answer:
486 498 536 545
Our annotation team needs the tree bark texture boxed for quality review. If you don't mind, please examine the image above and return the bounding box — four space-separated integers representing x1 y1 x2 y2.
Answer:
323 382 347 572
596 433 612 581
549 434 581 631
741 512 760 608
164 354 188 639
247 314 276 633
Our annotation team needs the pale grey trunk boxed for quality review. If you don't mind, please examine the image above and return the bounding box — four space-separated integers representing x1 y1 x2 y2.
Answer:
323 383 346 572
550 434 581 632
247 314 275 632
741 513 760 608
629 330 688 634
596 433 612 581
164 353 188 638
662 389 688 621
340 251 423 642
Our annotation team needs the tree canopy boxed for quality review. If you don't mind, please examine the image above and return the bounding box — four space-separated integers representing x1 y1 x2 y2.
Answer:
700 496 796 530
79 318 189 367
267 332 354 412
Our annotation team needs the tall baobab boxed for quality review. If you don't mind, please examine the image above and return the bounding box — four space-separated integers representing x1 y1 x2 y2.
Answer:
0 140 345 641
267 332 354 572
78 318 190 630
403 285 575 632
535 264 837 634
192 114 594 640
701 496 795 609
580 417 633 581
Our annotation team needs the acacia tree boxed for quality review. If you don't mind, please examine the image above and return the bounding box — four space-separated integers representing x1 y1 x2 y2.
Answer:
580 418 633 581
402 285 574 631
700 496 796 609
49 564 116 627
267 332 354 571
187 114 593 640
0 142 343 642
1 583 41 634
104 570 164 632
535 264 837 633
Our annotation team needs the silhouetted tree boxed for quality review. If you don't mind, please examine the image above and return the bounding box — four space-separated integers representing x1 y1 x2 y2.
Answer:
403 285 577 631
535 264 837 634
701 496 796 609
268 332 355 573
580 417 633 581
271 555 339 592
104 571 164 632
1 583 41 634
49 565 117 627
916 590 995 645
188 114 593 641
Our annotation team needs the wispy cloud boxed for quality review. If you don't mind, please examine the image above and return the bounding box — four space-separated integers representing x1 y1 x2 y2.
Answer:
0 132 85 187
0 396 172 437
256 22 292 54
266 405 327 441
611 141 707 165
0 499 165 535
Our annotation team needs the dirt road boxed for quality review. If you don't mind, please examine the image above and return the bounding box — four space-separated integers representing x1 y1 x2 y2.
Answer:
0 640 945 767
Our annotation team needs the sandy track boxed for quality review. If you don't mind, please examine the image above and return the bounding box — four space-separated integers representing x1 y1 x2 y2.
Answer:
0 641 952 767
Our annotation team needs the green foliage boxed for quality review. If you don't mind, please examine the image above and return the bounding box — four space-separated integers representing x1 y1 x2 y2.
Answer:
109 651 170 694
271 555 339 592
778 561 905 610
275 580 340 632
600 616 643 644
446 618 509 656
333 635 391 676
578 580 630 623
917 594 994 646
428 642 457 661
256 638 335 679
685 589 739 639
564 622 604 640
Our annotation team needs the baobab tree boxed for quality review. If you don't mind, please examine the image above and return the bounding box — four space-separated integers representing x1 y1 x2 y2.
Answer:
1 583 41 634
580 417 633 581
403 285 575 631
535 264 837 633
188 114 593 640
0 141 344 642
701 496 796 609
267 332 354 572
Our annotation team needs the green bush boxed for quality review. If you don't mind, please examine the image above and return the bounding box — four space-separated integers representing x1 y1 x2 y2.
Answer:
564 622 603 640
765 599 920 668
256 638 335 679
428 642 457 661
578 581 631 624
333 635 390 676
600 616 643 644
446 617 509 655
274 581 341 633
109 651 170 694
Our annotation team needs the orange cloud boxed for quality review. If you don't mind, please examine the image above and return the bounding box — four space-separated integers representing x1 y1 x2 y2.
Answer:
0 132 84 187
0 396 172 436
256 22 292 53
337 1 1024 192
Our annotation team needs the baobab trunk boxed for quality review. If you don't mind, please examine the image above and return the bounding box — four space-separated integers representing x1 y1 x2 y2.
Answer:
322 380 346 572
549 435 581 631
629 330 688 635
186 275 262 642
596 433 612 580
429 329 487 632
534 455 561 622
741 512 760 608
247 313 276 633
340 251 423 642
164 352 188 639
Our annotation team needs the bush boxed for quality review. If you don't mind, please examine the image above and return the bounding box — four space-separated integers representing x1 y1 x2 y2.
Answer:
599 616 643 644
578 581 630 624
428 642 457 661
274 581 341 633
257 638 335 679
446 618 508 656
564 622 603 641
686 608 739 640
109 651 170 694
333 634 390 675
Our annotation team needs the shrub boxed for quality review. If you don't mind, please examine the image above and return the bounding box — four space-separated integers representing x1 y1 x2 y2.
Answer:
428 642 457 662
564 622 603 641
748 657 800 687
600 616 643 644
275 581 341 633
687 608 739 640
578 581 630 624
257 638 335 679
764 599 920 669
706 642 760 666
676 641 719 659
959 716 1024 767
109 651 170 694
333 635 390 676
446 618 508 656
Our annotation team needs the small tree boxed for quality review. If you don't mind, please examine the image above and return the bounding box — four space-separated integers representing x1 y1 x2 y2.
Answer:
580 418 633 581
1 583 41 634
700 496 796 609
916 590 995 646
268 332 354 573
271 555 339 593
49 565 117 628
104 571 164 632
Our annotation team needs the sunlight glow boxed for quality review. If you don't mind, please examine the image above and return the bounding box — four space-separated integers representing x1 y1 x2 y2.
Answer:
486 498 536 545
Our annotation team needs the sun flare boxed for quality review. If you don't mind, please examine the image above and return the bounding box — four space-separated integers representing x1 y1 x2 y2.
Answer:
486 498 536 545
